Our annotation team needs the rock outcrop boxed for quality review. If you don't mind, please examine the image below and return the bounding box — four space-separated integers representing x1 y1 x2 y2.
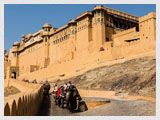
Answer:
59 56 156 97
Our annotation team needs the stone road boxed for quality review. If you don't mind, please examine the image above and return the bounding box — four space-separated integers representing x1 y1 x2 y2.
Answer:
37 95 155 116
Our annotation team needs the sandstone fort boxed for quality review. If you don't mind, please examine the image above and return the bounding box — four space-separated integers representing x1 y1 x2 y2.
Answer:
4 5 156 116
4 5 156 82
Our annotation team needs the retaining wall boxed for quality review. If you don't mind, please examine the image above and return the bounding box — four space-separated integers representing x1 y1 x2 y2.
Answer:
4 81 43 116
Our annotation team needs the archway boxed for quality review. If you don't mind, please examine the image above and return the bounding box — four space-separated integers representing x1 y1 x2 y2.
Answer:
12 72 17 79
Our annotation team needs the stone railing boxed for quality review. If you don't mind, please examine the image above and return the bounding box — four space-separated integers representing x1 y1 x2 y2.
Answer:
4 82 43 116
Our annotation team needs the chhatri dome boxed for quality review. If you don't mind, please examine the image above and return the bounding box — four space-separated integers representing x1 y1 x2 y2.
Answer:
22 34 25 38
42 23 52 28
13 41 20 46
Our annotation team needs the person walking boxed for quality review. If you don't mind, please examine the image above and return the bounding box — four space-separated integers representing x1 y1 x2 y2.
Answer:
44 79 50 96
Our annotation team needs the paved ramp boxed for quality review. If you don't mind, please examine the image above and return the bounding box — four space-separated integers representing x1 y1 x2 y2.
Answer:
37 95 155 116
75 98 155 116
37 94 73 116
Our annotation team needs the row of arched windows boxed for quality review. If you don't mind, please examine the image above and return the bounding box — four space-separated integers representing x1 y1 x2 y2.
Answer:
94 18 104 24
77 24 88 32
77 18 87 25
94 11 105 17
53 34 70 44
113 19 136 30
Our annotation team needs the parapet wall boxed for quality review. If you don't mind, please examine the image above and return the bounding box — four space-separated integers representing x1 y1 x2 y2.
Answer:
113 27 138 39
4 79 43 116
139 12 156 23
16 35 155 82
112 38 155 59
113 27 139 47
17 48 113 82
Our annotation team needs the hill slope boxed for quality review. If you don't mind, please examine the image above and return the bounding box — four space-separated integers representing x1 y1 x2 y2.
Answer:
58 56 156 97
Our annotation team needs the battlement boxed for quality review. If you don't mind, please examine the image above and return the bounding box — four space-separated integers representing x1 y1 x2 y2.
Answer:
94 5 138 22
113 27 137 38
139 12 156 23
76 11 92 20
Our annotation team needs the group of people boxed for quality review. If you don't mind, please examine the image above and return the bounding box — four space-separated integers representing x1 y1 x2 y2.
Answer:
43 80 87 113
52 81 85 113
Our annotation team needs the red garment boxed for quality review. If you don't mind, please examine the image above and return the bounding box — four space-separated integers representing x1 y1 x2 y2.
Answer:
57 86 62 97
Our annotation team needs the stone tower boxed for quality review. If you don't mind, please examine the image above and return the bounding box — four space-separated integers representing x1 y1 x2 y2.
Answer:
139 12 156 41
11 41 20 67
42 23 52 67
92 5 106 51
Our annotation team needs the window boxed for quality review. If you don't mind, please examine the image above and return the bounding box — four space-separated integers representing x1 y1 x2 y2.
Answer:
98 18 100 22
106 37 110 42
45 37 47 42
101 18 104 23
114 21 118 28
120 23 122 28
98 11 100 16
128 25 130 29
124 24 126 29
72 30 74 34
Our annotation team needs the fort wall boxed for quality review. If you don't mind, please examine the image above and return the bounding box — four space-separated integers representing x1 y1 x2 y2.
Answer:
139 12 156 41
112 38 155 59
4 7 156 116
113 27 139 46
4 79 43 116
4 6 156 83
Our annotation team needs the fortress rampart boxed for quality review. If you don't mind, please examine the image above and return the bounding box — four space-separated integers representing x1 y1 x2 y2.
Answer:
4 79 43 116
4 5 156 82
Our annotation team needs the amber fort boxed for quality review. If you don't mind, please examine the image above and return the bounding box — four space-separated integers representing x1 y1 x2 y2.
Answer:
4 5 156 82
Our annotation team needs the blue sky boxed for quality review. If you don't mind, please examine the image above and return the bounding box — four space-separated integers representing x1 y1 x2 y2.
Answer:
4 4 156 51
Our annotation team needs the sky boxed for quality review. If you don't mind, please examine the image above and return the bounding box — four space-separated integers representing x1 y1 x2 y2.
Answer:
4 4 156 51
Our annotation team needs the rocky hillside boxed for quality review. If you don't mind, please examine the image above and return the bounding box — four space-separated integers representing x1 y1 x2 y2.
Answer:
58 56 156 97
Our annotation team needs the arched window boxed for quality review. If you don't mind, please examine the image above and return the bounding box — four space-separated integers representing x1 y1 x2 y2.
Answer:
72 30 74 34
114 21 118 28
98 18 100 23
128 25 131 29
11 72 17 79
101 18 104 23
120 23 122 28
98 11 100 16
124 24 126 29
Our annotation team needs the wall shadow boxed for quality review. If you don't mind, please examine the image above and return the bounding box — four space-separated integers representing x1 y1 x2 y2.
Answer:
37 95 51 116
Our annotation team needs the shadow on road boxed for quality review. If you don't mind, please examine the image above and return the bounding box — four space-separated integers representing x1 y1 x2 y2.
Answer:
36 94 89 116
37 95 51 116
